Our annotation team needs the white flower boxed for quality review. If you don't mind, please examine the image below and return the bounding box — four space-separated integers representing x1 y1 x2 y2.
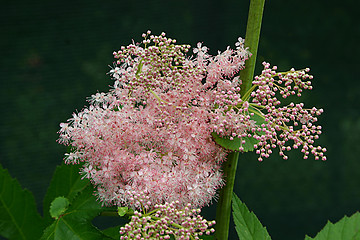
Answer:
109 66 121 79
193 42 208 54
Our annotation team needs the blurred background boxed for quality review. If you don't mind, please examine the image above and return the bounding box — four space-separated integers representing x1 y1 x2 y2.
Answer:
0 0 359 239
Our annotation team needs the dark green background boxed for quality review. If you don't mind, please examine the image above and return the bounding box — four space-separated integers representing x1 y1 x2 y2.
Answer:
1 0 359 239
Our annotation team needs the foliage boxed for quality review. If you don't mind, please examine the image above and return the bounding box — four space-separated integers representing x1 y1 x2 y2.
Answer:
49 197 70 219
42 164 89 225
0 164 45 240
212 132 259 152
232 193 360 240
41 186 113 240
232 193 271 240
0 163 121 240
305 212 360 240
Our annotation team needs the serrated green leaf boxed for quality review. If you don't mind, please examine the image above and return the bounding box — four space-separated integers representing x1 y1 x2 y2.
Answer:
232 193 271 240
49 197 70 219
0 164 45 240
41 186 113 240
43 164 89 224
305 212 360 240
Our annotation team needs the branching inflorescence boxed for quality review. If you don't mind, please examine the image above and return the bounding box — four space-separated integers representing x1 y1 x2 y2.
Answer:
58 31 325 238
243 62 326 161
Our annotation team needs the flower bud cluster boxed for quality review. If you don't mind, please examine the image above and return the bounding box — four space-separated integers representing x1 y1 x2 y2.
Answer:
247 62 326 161
120 201 215 240
112 31 194 96
209 60 326 161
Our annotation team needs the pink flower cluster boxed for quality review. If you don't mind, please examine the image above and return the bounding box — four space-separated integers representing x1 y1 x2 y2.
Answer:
248 63 327 161
58 31 250 209
58 31 325 211
120 201 215 240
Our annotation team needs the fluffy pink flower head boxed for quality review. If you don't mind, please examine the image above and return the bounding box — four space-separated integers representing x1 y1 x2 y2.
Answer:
58 31 250 210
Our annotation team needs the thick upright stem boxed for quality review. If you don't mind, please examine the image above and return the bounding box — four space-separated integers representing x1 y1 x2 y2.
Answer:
214 0 265 239
215 151 239 240
239 0 266 97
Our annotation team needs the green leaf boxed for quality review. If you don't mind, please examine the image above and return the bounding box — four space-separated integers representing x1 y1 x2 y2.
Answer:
353 230 360 239
211 132 258 152
117 207 129 217
49 197 70 219
211 106 266 152
0 164 45 240
304 212 360 240
43 164 89 224
41 186 113 240
200 234 215 239
232 193 271 240
102 226 121 239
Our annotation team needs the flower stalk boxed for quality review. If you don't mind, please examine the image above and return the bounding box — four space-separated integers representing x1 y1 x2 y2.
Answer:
215 0 265 239
215 151 240 240
239 0 266 97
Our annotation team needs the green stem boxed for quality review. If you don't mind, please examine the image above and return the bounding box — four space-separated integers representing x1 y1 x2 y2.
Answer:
239 0 266 97
215 0 265 239
215 151 239 240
